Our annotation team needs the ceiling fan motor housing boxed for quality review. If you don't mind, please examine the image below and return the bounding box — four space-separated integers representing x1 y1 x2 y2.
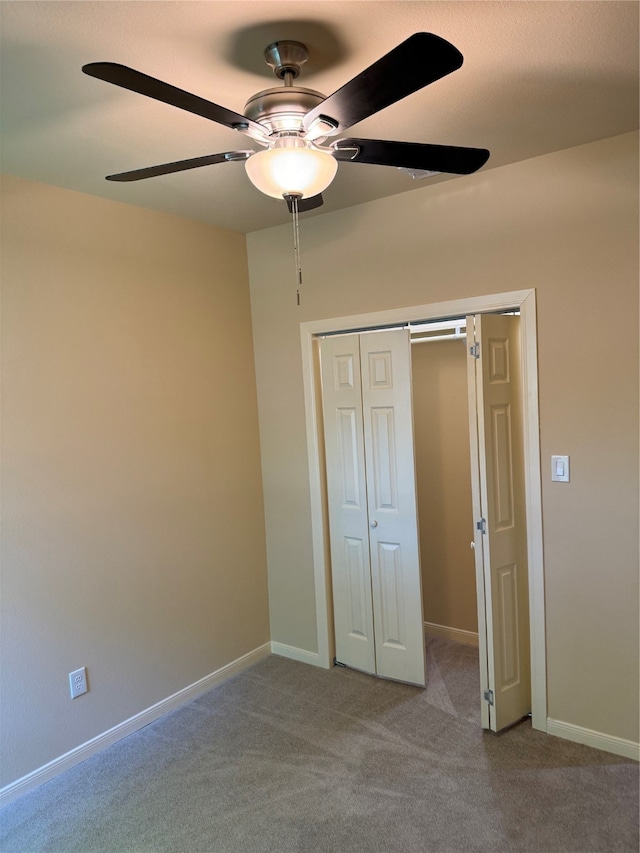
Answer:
244 86 326 135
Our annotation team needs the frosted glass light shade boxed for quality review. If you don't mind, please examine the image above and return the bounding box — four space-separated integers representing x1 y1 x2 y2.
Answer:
245 146 338 199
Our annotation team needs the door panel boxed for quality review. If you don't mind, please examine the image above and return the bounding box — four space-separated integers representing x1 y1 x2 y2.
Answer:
337 408 361 506
491 404 515 529
320 335 376 675
497 562 520 687
376 541 405 649
468 314 531 730
344 536 370 640
370 407 397 510
360 330 426 687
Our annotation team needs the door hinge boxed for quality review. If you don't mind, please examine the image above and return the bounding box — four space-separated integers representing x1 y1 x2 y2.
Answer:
469 342 480 359
484 689 494 706
476 517 487 534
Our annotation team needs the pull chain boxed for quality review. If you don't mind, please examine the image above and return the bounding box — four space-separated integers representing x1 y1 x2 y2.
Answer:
286 193 303 306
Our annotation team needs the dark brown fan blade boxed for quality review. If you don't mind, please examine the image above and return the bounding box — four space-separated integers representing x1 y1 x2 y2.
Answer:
285 193 324 213
106 151 252 182
333 138 490 174
83 63 265 137
303 33 462 135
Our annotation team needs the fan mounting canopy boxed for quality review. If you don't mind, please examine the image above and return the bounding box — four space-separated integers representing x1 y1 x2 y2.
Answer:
263 40 309 80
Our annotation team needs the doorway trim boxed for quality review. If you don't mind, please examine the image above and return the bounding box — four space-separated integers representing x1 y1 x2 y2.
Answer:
300 288 547 732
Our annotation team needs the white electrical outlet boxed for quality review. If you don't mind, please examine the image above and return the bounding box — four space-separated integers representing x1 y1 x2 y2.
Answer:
69 667 88 699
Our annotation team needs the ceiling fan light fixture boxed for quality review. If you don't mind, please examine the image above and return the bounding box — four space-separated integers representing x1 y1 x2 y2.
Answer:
245 138 337 200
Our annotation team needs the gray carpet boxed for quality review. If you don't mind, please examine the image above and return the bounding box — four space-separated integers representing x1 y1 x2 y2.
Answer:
1 637 638 852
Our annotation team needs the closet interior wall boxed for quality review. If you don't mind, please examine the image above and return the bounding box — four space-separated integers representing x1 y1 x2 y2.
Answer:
411 338 477 641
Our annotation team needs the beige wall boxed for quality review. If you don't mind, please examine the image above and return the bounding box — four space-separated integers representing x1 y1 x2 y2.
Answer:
0 176 270 786
247 132 639 743
412 340 477 634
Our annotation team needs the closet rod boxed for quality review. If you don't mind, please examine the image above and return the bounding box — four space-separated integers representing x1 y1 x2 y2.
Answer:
410 333 466 345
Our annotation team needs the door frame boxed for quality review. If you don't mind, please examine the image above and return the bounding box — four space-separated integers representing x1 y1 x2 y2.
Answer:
300 288 547 732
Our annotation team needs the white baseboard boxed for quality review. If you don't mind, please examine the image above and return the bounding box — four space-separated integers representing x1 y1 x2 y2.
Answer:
547 718 640 761
271 641 321 666
0 642 272 809
424 621 479 647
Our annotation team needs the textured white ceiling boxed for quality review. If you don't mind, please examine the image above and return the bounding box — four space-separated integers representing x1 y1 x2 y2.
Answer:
1 1 638 232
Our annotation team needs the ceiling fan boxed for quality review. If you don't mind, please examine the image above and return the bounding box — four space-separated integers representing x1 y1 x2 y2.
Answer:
83 33 489 213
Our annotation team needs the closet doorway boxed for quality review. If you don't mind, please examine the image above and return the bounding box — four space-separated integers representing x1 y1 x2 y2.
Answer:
411 320 478 649
301 290 547 733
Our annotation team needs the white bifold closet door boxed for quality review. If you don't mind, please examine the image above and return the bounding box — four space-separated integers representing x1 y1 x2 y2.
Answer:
467 313 531 731
320 329 426 687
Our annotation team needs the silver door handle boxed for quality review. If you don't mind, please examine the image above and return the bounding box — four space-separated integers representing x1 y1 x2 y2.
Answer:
470 541 475 550
370 520 378 528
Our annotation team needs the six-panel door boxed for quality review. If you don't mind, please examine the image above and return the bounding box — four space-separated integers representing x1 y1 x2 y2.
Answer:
359 331 426 686
470 314 531 730
320 330 426 687
320 334 377 676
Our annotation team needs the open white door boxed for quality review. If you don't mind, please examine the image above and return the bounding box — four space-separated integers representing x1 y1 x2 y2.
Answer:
468 314 531 731
320 329 426 687
319 334 376 676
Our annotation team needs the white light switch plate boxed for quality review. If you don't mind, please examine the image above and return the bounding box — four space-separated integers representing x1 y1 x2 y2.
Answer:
551 455 570 482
